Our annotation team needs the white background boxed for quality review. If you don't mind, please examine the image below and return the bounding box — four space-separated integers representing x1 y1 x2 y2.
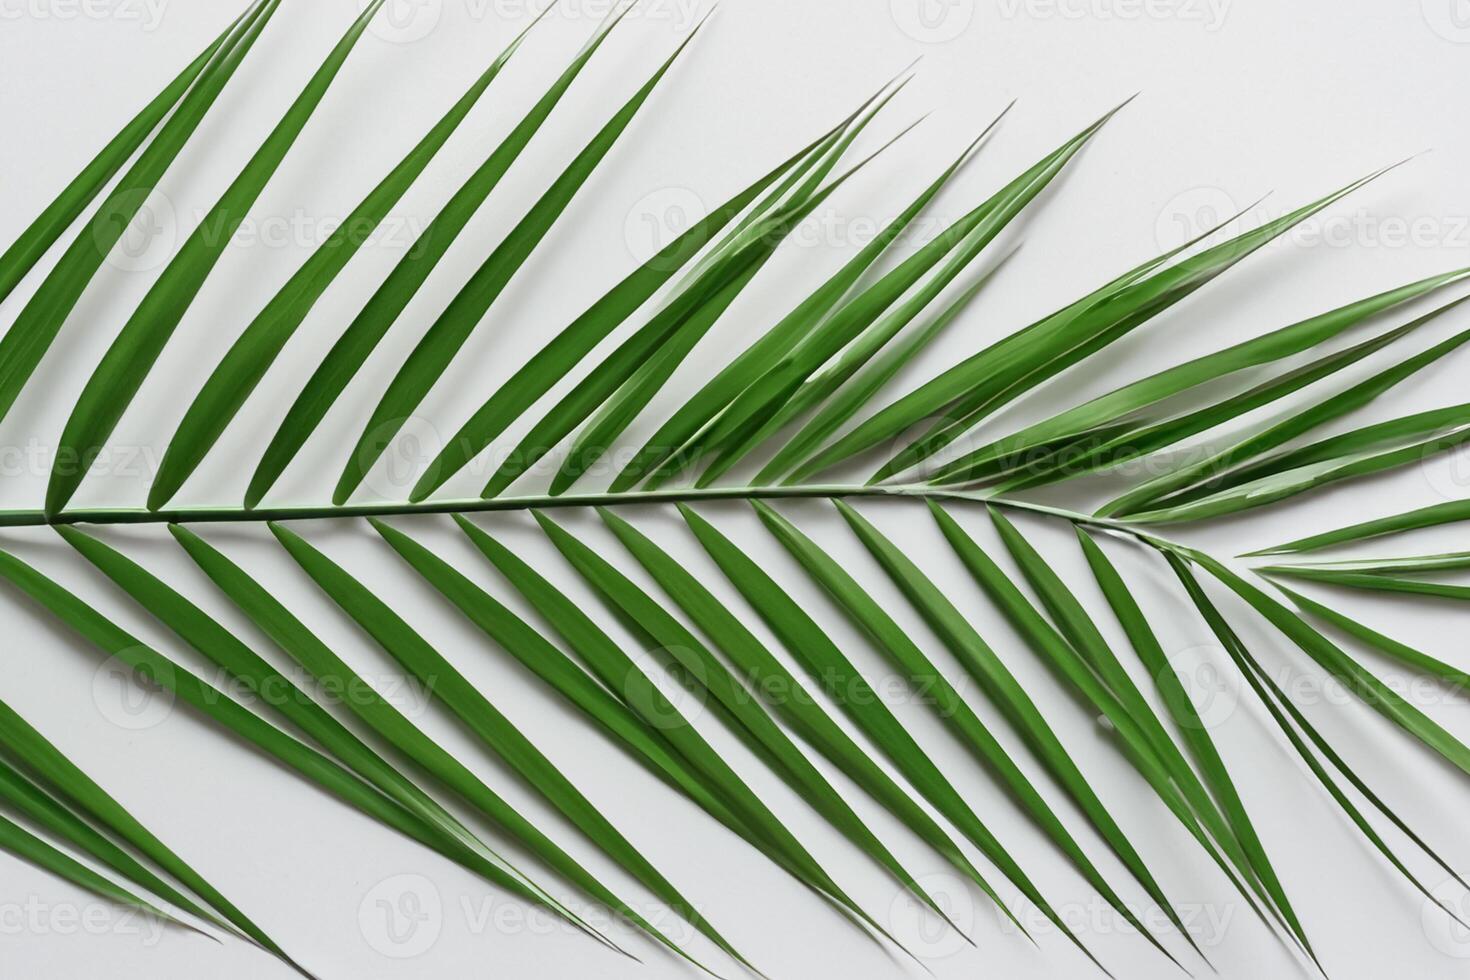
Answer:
4 0 1470 977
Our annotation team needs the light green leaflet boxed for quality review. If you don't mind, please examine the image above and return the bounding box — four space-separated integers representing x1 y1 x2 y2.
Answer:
241 11 628 511
1251 499 1470 557
604 103 1014 494
996 312 1441 493
836 500 1191 968
46 0 390 517
0 23 227 305
0 0 282 428
1268 550 1470 576
166 524 649 956
331 19 709 507
762 257 1006 486
1165 557 1469 936
671 101 1125 491
268 522 746 977
1098 300 1470 518
1260 565 1470 602
802 167 1393 484
146 10 551 511
927 268 1470 485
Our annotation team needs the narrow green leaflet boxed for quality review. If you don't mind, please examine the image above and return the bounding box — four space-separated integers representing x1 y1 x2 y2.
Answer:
268 522 746 976
1250 500 1470 557
407 114 853 504
930 504 1258 958
998 313 1440 493
836 500 1191 967
0 24 228 305
754 500 1165 964
452 515 913 942
1270 551 1470 576
1260 566 1470 602
1126 405 1470 525
1184 549 1470 780
332 21 708 506
476 144 876 500
0 592 306 971
241 11 627 510
929 269 1470 485
608 106 1013 493
147 12 549 511
532 512 940 954
166 524 651 955
52 526 559 901
683 102 1126 490
0 545 608 965
1167 557 1470 929
1098 303 1470 518
47 0 391 516
766 260 1003 486
804 167 1392 483
543 104 925 496
1277 588 1470 692
0 0 282 427
0 752 220 933
677 506 1126 955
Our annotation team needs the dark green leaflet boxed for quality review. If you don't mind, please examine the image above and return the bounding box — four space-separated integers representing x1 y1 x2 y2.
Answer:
165 524 649 956
607 105 1013 494
0 0 282 429
673 102 1122 491
147 11 548 511
268 522 744 977
1098 300 1470 518
1166 558 1470 934
449 515 898 938
0 545 602 971
1270 551 1470 576
52 527 571 907
542 104 926 497
804 168 1391 484
1260 565 1470 602
331 21 708 507
928 269 1470 485
0 600 306 972
836 500 1191 969
675 506 1122 956
46 0 390 517
475 141 877 500
242 11 628 510
531 512 936 956
0 24 227 305
407 113 854 504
